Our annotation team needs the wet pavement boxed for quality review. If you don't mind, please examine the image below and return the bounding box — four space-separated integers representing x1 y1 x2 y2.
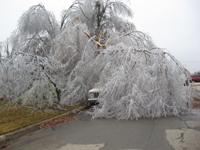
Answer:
6 109 200 150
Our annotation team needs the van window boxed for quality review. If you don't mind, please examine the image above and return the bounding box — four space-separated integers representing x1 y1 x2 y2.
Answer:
94 92 99 98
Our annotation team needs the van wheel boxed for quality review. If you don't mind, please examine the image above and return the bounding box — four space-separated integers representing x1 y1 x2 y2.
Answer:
192 80 195 83
86 102 92 108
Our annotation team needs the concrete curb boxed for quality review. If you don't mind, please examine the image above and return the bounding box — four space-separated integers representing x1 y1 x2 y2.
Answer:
0 106 87 149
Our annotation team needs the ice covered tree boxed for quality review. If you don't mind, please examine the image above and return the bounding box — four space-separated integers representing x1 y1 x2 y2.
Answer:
61 0 134 40
0 0 193 119
0 39 11 57
11 4 59 57
0 51 66 106
51 0 135 71
0 4 62 106
60 28 192 119
56 0 192 119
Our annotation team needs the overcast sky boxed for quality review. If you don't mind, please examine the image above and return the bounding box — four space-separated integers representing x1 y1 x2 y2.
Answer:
0 0 200 73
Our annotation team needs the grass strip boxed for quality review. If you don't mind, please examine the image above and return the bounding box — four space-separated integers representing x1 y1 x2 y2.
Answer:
0 101 83 135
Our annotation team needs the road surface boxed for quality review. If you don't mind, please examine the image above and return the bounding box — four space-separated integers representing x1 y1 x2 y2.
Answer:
7 108 200 150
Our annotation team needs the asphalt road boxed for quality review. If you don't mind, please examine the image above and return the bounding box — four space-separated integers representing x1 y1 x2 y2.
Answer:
7 108 200 150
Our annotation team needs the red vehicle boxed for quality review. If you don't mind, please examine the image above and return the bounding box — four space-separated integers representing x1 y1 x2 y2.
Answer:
185 74 200 85
190 74 200 82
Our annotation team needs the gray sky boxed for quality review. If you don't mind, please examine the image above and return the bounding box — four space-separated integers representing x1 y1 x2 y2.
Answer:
0 0 200 73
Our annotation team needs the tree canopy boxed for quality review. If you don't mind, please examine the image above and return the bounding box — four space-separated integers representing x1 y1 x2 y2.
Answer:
11 4 59 57
61 0 133 35
0 0 193 119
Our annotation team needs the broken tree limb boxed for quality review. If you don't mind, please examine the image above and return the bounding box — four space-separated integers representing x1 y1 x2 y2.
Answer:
98 29 103 43
84 31 106 49
84 31 91 38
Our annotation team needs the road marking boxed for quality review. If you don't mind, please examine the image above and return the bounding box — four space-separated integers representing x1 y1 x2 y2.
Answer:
166 129 200 150
58 143 142 150
58 143 105 150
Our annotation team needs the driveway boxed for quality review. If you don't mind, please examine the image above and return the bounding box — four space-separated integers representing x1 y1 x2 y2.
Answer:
7 109 200 150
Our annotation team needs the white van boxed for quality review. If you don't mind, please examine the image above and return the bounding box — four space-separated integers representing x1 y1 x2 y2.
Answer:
88 88 103 104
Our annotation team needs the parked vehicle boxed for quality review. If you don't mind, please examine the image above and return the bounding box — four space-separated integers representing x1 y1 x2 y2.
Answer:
88 88 103 104
190 74 200 82
185 74 200 85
